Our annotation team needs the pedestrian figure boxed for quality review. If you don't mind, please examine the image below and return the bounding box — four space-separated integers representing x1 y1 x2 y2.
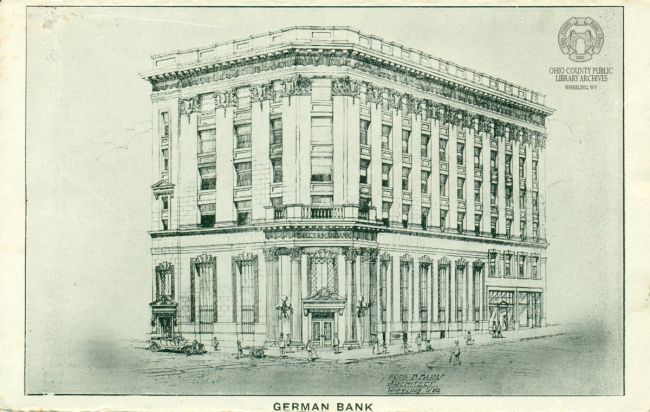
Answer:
212 336 220 352
286 334 292 352
497 321 503 338
491 321 497 338
306 339 318 361
236 339 245 358
402 332 410 353
415 333 422 352
278 333 286 357
449 340 461 365
465 331 475 346
333 332 341 354
425 337 433 351
370 334 379 355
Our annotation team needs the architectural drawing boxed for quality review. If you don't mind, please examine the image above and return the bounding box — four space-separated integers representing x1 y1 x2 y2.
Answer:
143 26 552 353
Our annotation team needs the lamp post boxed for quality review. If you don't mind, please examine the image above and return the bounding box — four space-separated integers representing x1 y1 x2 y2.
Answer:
276 296 293 340
356 296 370 347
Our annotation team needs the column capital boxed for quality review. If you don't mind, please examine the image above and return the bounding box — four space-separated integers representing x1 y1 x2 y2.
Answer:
288 247 302 262
419 255 432 265
263 247 280 261
360 247 379 262
343 246 360 262
455 257 468 270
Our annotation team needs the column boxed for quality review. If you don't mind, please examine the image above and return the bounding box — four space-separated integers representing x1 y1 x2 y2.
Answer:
333 94 361 204
467 125 476 232
448 124 458 230
432 258 439 325
337 253 346 345
215 105 235 225
288 248 302 343
497 128 507 234
512 137 521 237
468 263 474 323
526 142 535 238
431 119 441 228
426 258 433 337
411 113 422 225
178 104 199 228
370 103 383 220
449 260 456 329
251 99 271 221
411 258 420 337
539 145 547 239
482 126 491 233
390 110 403 224
264 248 279 343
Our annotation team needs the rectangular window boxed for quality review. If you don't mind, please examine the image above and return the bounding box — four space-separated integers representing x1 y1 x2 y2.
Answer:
160 112 170 139
402 204 410 228
532 160 538 180
382 202 391 226
521 220 527 239
520 188 527 209
235 162 252 187
505 154 512 176
533 222 540 239
161 196 169 211
490 183 498 205
506 219 513 238
381 125 392 150
235 124 252 149
402 167 410 191
270 118 283 145
312 156 333 182
421 207 429 230
312 117 333 144
457 177 465 200
439 138 448 161
236 87 252 110
506 186 513 208
360 119 370 145
532 256 539 279
457 142 465 165
490 150 498 171
272 158 283 183
236 200 252 225
519 157 526 179
161 148 169 172
518 255 526 278
199 92 215 113
161 218 168 231
199 203 216 228
399 260 410 322
440 174 448 196
504 254 512 277
474 146 482 169
199 166 216 190
474 214 481 235
382 163 391 188
198 129 216 154
402 130 410 154
440 209 448 231
421 134 430 158
533 192 539 212
235 257 259 326
360 159 370 184
488 251 497 277
438 264 447 321
421 171 429 193
457 212 465 233
419 263 429 318
491 216 498 237
359 197 371 219
474 180 481 201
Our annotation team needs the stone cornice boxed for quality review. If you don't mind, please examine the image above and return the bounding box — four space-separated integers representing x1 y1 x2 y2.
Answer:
144 26 549 112
146 49 551 131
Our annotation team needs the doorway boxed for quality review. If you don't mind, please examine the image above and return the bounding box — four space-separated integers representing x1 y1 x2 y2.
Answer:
311 312 334 346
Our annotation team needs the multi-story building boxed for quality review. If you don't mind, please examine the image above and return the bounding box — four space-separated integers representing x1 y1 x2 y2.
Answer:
143 27 552 351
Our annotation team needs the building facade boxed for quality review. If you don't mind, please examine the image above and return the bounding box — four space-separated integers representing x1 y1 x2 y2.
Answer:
143 27 552 351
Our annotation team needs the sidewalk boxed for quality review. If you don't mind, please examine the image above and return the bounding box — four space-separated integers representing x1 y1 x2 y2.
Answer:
264 324 567 363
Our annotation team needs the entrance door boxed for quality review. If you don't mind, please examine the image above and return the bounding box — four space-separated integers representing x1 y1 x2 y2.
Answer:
311 312 334 346
158 316 173 336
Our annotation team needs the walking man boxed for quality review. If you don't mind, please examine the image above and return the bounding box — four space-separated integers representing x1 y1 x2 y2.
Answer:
415 333 422 352
333 332 341 354
449 340 461 365
278 332 286 357
306 339 319 361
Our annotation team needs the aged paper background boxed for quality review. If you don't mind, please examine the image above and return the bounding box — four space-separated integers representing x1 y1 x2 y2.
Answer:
1 0 648 411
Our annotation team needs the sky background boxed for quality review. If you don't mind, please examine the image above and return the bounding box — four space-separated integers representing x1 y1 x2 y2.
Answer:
26 7 622 350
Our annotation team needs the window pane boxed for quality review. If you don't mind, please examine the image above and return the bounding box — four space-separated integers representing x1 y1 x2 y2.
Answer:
312 117 333 143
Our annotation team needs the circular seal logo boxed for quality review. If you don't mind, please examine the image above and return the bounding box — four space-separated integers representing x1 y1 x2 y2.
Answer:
558 17 604 62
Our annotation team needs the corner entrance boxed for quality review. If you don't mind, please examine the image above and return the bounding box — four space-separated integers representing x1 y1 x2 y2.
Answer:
311 312 334 346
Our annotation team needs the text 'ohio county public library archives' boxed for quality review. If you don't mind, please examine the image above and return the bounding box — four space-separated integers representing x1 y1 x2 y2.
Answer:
142 26 552 351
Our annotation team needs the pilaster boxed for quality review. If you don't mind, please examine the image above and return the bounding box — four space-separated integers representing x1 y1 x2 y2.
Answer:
215 106 235 225
251 100 271 221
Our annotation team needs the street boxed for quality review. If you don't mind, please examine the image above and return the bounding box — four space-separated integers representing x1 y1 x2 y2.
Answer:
26 326 622 395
